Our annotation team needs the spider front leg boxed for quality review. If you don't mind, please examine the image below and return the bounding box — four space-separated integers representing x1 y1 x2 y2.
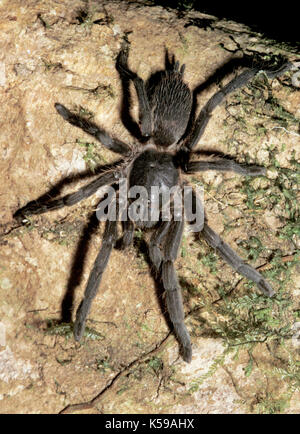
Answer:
162 220 192 362
148 221 172 272
201 223 274 297
74 199 118 341
14 170 121 221
116 49 152 137
150 219 192 363
119 217 135 249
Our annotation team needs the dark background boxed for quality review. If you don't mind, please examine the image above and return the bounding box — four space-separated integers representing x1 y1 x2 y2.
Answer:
152 1 299 48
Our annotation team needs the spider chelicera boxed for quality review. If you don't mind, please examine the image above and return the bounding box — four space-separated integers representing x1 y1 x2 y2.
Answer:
14 47 296 362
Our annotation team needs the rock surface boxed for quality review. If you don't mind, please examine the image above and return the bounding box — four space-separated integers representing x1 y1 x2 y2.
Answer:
0 0 299 414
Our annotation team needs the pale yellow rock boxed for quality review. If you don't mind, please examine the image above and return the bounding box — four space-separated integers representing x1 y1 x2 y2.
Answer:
0 0 299 414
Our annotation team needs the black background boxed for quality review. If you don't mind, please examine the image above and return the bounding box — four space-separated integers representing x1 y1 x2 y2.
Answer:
152 1 299 47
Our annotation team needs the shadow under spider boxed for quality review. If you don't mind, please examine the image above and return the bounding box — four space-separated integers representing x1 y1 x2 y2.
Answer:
129 235 173 333
60 210 100 322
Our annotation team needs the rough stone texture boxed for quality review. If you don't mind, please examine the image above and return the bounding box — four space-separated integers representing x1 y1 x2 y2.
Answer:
0 0 299 414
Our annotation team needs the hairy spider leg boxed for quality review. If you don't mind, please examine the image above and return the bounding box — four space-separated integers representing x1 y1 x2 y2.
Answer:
149 220 172 272
148 189 205 362
13 170 120 220
158 219 193 363
116 49 152 137
74 197 118 341
187 158 266 176
186 61 294 151
201 224 274 297
55 103 132 156
188 189 274 297
147 187 198 270
184 186 205 233
119 216 135 249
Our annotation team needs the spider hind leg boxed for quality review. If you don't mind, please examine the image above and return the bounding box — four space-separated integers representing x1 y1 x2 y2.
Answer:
116 49 152 138
55 103 131 156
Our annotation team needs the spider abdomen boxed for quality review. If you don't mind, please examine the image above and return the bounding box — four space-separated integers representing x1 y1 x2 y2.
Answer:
147 72 192 146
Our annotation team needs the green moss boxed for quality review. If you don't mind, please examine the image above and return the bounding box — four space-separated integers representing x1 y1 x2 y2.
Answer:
76 139 107 172
45 320 104 341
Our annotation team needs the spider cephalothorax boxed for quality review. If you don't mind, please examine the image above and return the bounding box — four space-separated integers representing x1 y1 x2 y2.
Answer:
14 48 297 362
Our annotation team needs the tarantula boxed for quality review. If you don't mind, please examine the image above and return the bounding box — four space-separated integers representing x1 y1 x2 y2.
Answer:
14 48 296 363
